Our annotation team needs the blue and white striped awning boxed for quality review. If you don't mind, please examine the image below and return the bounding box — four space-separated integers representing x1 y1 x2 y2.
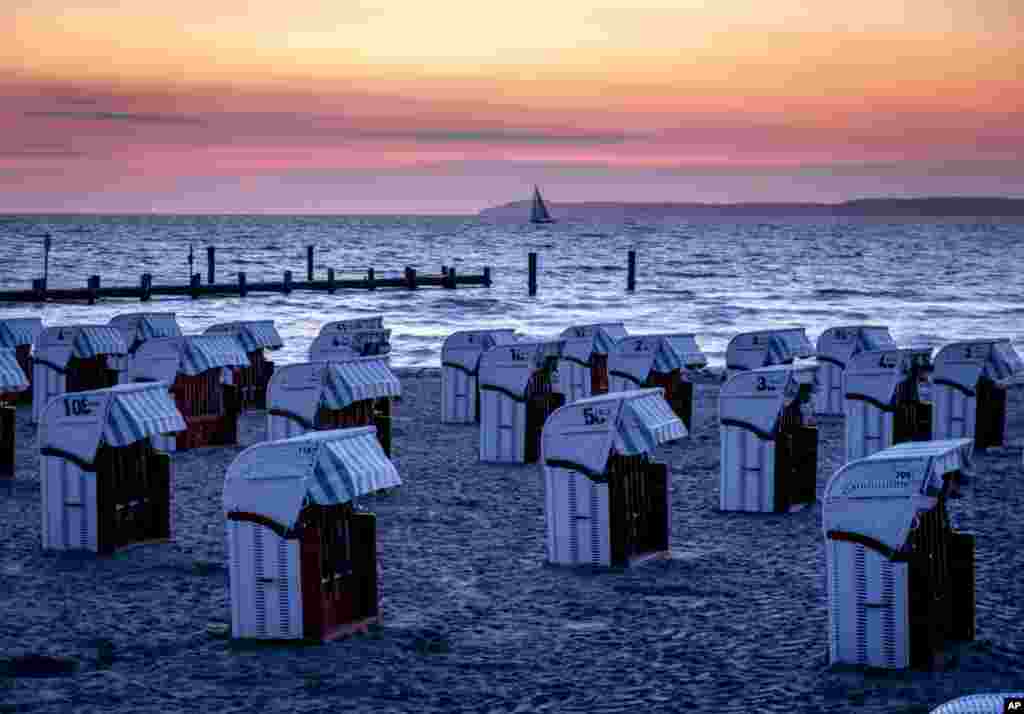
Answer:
322 358 401 409
310 429 400 505
222 427 401 532
181 335 250 376
651 335 708 373
73 326 128 359
0 349 29 392
0 318 42 348
930 693 1024 713
613 391 687 455
207 321 283 352
139 314 182 340
103 385 187 447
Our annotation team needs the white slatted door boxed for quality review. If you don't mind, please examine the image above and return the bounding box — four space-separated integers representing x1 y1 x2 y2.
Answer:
230 522 303 639
567 472 609 566
33 365 65 423
441 367 476 424
480 391 525 463
934 386 975 442
53 458 95 551
720 427 775 512
845 401 895 462
560 361 590 404
827 541 909 669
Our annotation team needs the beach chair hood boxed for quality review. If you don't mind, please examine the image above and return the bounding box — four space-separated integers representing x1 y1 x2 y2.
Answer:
720 364 819 438
844 349 913 408
319 317 384 334
726 328 814 371
35 325 128 371
816 325 896 369
541 388 685 480
109 313 182 353
823 439 973 558
933 339 1023 394
0 317 43 349
609 333 707 386
223 427 401 535
310 329 391 362
0 349 29 392
478 339 564 400
559 323 627 365
38 383 185 467
929 693 1024 713
441 329 518 375
205 320 283 352
129 335 250 382
268 359 401 428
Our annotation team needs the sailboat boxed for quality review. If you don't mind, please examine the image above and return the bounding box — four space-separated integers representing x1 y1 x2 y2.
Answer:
529 185 556 224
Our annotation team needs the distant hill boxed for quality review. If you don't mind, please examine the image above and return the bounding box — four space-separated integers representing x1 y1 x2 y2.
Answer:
478 197 1024 220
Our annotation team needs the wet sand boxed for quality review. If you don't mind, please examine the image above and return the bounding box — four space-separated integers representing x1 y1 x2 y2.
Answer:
2 370 1023 713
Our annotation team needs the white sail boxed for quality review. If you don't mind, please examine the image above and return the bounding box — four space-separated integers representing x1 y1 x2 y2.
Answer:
530 186 555 224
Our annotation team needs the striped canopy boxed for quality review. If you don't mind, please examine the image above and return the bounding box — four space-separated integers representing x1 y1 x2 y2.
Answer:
559 323 627 363
0 318 42 348
39 383 185 466
322 359 401 410
613 391 687 456
180 335 250 376
206 320 283 352
0 349 29 392
223 427 401 532
542 388 686 479
320 316 384 334
103 385 187 447
73 326 128 359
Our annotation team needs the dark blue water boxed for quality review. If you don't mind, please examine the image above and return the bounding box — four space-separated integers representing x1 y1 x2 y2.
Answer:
1 214 1021 366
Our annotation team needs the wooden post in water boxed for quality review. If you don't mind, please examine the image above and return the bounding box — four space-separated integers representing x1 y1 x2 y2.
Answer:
483 266 492 287
366 268 376 290
528 252 538 296
190 273 201 300
31 279 45 302
140 273 152 302
238 272 247 297
627 250 636 292
327 268 336 294
445 266 457 289
87 275 100 305
405 266 417 290
283 270 293 294
207 246 215 285
306 246 314 282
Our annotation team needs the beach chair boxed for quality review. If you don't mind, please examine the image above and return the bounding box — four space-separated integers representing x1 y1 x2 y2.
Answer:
441 329 518 424
127 335 249 451
608 333 708 431
725 327 814 378
32 325 128 423
844 348 934 462
823 439 975 669
0 317 42 404
542 389 685 568
223 427 400 641
266 358 400 456
38 383 184 554
814 325 896 415
932 339 1024 449
478 339 565 464
0 349 29 478
719 363 820 512
205 320 284 410
557 323 628 403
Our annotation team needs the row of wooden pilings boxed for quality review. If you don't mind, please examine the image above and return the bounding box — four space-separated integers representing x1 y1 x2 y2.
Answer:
527 250 637 296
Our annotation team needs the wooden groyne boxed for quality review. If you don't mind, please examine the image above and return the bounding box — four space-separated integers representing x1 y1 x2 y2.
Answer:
0 266 492 305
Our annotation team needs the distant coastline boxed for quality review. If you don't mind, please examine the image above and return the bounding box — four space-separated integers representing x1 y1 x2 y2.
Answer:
478 196 1024 220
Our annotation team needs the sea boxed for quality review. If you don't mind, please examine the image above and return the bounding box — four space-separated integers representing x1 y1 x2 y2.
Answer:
1 214 1022 367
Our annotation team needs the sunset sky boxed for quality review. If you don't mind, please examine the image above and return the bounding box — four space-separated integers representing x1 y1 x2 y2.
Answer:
3 0 1022 213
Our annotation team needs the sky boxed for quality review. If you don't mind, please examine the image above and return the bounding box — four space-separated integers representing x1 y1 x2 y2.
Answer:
2 0 1022 213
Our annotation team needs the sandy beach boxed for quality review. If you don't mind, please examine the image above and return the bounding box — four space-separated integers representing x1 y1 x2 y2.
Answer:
3 370 1024 714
